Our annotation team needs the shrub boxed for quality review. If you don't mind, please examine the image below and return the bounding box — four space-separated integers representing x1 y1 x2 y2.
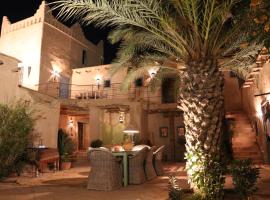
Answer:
231 159 260 199
168 176 183 200
57 129 75 162
185 145 226 200
90 139 103 148
0 101 35 179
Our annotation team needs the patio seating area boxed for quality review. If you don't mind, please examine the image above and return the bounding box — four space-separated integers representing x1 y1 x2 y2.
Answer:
1 160 270 200
87 145 165 189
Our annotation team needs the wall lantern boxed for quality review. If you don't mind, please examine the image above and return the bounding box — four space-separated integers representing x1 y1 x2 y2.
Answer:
95 75 102 85
148 67 159 78
51 69 60 81
119 112 125 123
68 117 74 128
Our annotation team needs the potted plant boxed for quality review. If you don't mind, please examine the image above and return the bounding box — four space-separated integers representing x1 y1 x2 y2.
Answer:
57 129 75 170
60 153 72 170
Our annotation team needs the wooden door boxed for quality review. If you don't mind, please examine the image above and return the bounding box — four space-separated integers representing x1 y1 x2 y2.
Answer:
78 122 84 150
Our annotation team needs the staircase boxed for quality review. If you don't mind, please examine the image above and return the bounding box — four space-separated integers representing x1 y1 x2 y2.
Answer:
227 111 264 164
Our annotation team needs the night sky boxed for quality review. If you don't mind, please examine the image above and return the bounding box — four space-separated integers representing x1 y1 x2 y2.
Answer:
0 0 118 64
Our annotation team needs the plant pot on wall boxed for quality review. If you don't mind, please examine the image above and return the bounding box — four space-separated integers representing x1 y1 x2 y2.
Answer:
61 162 72 170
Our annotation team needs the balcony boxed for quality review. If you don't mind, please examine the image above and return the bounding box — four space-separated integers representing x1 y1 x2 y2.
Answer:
37 82 162 103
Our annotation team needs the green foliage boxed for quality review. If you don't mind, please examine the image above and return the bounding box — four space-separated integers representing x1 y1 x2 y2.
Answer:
168 176 183 200
248 0 270 48
57 129 75 162
53 0 263 83
0 101 35 179
230 159 260 199
61 153 71 162
185 145 226 200
90 139 103 148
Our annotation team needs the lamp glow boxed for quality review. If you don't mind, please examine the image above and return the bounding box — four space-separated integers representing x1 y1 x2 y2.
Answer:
123 123 139 134
95 75 102 84
148 67 159 78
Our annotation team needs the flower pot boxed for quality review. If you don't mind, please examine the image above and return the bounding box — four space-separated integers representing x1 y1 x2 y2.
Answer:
61 162 71 170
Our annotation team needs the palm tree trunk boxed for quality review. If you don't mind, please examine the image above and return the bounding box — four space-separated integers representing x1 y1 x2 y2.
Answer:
179 59 225 197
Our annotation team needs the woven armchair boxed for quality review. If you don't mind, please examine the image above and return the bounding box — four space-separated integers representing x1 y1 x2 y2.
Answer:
87 149 122 191
145 147 157 180
153 145 165 176
128 147 148 184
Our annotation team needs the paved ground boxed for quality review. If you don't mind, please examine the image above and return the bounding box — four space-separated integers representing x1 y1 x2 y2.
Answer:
0 162 270 200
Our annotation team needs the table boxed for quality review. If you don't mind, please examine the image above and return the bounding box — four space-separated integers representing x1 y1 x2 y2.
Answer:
112 151 135 187
27 147 59 176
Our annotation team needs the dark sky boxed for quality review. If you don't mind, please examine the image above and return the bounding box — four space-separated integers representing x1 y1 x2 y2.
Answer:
0 0 118 64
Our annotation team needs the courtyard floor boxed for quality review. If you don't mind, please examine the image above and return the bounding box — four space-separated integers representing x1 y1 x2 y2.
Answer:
0 162 270 200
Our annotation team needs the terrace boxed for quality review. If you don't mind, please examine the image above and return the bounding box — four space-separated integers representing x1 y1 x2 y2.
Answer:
1 160 270 200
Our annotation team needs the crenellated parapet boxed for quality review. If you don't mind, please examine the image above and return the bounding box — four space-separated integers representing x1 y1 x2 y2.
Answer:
1 1 46 35
0 1 100 51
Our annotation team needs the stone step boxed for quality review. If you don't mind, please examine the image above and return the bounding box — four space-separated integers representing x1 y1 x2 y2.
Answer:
229 111 264 164
233 149 261 153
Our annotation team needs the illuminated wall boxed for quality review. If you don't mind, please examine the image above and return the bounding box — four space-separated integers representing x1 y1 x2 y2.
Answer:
0 4 44 90
0 53 60 148
0 1 103 92
242 62 270 162
70 64 161 102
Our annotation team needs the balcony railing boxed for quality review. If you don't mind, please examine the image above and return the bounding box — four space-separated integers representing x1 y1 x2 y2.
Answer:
37 82 162 102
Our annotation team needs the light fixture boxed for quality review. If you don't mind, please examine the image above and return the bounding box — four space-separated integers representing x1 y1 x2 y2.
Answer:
95 75 102 85
51 69 60 81
148 67 159 78
119 112 125 123
68 117 74 128
123 123 139 134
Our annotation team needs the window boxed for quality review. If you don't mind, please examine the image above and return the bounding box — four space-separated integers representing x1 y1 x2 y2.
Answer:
135 78 143 87
162 78 177 103
82 50 87 65
104 80 111 87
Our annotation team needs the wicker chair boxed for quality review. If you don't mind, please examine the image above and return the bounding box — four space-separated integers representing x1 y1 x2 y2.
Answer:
128 147 148 184
145 147 157 180
132 145 150 151
153 145 165 176
87 149 122 191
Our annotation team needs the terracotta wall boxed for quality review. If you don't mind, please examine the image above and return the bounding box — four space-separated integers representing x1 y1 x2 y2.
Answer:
241 62 270 162
223 71 242 112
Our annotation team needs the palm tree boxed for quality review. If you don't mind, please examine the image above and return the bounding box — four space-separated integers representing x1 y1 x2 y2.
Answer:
53 0 264 198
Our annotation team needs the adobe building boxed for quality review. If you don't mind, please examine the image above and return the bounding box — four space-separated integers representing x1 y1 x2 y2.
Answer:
0 1 184 161
0 1 269 163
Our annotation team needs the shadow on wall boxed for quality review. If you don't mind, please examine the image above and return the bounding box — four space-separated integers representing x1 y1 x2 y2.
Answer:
101 123 125 145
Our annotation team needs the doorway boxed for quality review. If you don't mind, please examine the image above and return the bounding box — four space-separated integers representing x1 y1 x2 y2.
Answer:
59 75 70 99
78 122 84 150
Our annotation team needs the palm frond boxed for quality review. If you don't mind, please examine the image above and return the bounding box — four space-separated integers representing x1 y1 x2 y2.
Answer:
220 42 263 80
52 0 193 57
